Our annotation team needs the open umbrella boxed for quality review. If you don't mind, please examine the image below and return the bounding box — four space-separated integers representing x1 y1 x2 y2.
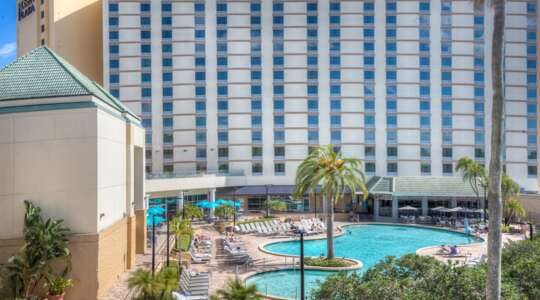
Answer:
398 205 419 211
196 200 219 209
148 206 166 215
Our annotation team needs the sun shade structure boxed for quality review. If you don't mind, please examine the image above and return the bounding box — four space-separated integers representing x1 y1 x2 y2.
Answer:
362 176 484 198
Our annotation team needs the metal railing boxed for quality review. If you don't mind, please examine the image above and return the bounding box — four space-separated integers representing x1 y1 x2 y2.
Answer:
146 169 245 179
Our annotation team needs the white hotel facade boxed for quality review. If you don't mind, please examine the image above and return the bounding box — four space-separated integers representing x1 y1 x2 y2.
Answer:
103 0 539 192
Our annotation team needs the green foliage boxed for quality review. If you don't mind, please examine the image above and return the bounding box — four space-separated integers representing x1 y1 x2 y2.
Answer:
182 204 204 220
170 218 193 251
210 278 261 300
178 234 191 252
304 257 353 268
264 199 287 216
455 156 488 197
502 235 540 298
47 276 73 296
128 266 179 300
311 254 525 300
0 201 72 299
215 204 235 220
294 145 368 259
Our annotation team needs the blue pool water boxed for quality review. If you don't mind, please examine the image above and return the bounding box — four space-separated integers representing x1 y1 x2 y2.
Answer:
246 224 482 299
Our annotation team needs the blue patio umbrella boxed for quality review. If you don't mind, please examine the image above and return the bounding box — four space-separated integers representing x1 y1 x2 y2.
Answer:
148 206 166 215
196 200 219 209
215 199 229 205
147 215 166 225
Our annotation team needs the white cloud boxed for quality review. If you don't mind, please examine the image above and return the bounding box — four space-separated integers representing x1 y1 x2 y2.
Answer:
0 42 16 58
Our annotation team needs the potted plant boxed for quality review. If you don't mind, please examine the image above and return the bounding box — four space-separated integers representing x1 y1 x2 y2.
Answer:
47 276 74 300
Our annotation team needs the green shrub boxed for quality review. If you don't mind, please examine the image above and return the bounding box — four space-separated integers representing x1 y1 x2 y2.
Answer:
304 257 353 268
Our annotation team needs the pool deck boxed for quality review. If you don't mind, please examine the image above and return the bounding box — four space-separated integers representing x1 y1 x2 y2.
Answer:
100 221 527 299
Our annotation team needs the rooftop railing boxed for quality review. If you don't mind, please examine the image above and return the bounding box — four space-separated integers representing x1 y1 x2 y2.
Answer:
146 169 245 179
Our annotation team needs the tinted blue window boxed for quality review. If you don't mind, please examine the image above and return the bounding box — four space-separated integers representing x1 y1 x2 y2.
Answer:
251 16 260 24
420 101 430 111
528 60 537 69
420 86 431 96
140 17 150 25
273 3 283 11
528 119 536 129
474 87 484 97
308 85 318 95
331 131 341 142
163 102 173 112
307 3 317 11
474 58 483 67
109 17 118 26
388 130 398 143
252 71 262 80
386 42 396 51
163 118 173 127
273 56 284 65
274 116 284 125
386 2 396 11
364 71 374 80
109 31 118 40
365 130 375 141
420 29 429 39
195 16 205 25
386 16 396 24
217 57 227 66
308 42 317 51
251 85 261 95
364 16 374 24
420 71 430 80
141 44 151 53
474 73 484 82
308 131 318 142
141 73 151 82
307 16 317 24
307 56 317 65
251 3 260 11
420 2 430 11
110 60 119 68
142 119 152 128
330 16 340 24
251 56 261 66
365 85 375 96
387 116 397 127
330 3 340 11
527 31 537 41
162 30 172 39
196 132 206 143
330 71 340 80
387 101 397 111
162 3 171 12
528 89 537 98
364 100 375 111
386 29 396 38
195 87 205 96
474 16 483 25
527 3 536 12
475 102 484 112
274 100 284 110
421 116 430 127
217 71 227 81
420 57 430 66
330 29 340 38
442 116 452 127
252 131 262 142
161 57 172 67
196 117 206 127
365 43 375 51
364 2 374 11
195 43 205 52
163 87 172 97
330 42 340 51
308 29 318 38
365 115 374 126
218 86 228 96
195 101 206 112
307 71 318 80
528 74 537 84
195 30 205 38
217 30 226 38
308 100 318 110
142 88 152 97
109 3 118 12
217 17 227 25
109 45 119 54
195 72 205 81
273 16 283 24
420 43 429 52
528 104 537 114
274 85 284 95
442 87 452 96
364 29 374 37
330 100 341 111
442 72 452 81
528 134 537 144
330 85 340 95
110 89 119 98
195 57 205 66
141 30 151 39
141 3 150 11
218 101 229 111
443 131 453 144
385 57 395 65
273 71 283 80
528 46 536 55
308 115 318 125
330 56 340 65
386 71 396 80
142 58 151 68
216 3 226 11
162 17 172 25
386 85 396 95
442 101 452 112
218 116 228 127
109 74 119 84
475 117 484 128
251 101 262 111
252 116 262 125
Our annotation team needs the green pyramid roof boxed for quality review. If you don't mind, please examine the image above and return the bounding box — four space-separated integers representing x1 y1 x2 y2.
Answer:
0 46 139 123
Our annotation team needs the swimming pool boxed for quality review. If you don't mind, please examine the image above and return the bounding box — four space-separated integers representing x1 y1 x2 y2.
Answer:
246 224 482 299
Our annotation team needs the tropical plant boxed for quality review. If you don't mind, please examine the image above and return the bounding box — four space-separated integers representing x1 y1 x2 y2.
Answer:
170 218 193 250
128 266 178 300
483 0 507 298
293 145 368 259
456 156 488 216
311 254 524 300
503 197 525 226
264 199 287 216
215 204 235 220
182 204 204 220
47 276 73 296
210 278 261 300
0 201 72 299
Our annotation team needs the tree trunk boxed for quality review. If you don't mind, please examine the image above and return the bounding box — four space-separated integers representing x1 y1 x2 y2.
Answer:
325 194 335 259
486 1 505 299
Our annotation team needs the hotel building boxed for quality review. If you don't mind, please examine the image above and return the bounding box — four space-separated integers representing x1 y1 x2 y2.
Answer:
16 0 104 83
103 0 539 193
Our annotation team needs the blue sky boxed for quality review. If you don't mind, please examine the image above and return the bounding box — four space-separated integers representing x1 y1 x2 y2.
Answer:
0 1 16 68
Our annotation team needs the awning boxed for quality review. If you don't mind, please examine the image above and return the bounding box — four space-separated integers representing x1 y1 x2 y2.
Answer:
233 185 322 196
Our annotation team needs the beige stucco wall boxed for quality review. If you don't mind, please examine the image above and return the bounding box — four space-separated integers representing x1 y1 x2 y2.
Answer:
521 194 540 225
0 106 99 238
16 0 103 84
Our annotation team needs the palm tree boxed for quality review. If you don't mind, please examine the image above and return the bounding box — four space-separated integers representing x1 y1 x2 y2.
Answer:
481 0 507 298
264 199 287 217
293 145 368 259
455 157 488 219
128 269 160 299
501 174 523 226
182 204 204 220
210 278 261 300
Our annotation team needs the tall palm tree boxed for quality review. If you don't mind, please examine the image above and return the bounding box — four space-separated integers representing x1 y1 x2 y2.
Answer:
210 278 261 300
455 157 488 219
170 218 193 250
293 145 368 259
482 0 507 298
501 174 522 225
